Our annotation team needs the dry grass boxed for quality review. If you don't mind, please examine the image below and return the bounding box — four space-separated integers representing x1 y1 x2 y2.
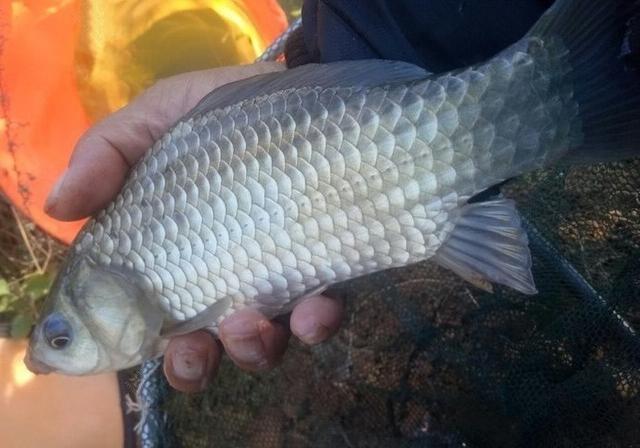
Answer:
0 194 66 326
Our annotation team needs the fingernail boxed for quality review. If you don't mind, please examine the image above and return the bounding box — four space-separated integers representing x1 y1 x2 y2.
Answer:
297 318 329 345
172 347 207 382
223 318 269 369
44 169 67 215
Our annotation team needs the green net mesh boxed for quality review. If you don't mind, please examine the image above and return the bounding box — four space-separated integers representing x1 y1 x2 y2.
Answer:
158 160 640 447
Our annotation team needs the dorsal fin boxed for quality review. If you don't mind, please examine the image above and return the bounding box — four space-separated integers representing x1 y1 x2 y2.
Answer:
182 59 430 120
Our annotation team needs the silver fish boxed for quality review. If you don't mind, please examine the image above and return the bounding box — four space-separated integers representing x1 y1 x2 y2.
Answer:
26 0 640 375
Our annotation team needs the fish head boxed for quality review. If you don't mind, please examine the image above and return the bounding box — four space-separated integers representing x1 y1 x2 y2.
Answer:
25 255 167 375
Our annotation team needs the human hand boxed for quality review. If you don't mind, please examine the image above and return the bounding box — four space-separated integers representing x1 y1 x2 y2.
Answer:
45 62 344 392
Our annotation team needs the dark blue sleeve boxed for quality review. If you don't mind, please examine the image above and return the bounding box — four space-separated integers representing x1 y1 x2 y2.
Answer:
286 0 553 72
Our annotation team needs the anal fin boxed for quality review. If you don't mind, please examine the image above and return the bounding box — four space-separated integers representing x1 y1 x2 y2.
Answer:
433 198 537 295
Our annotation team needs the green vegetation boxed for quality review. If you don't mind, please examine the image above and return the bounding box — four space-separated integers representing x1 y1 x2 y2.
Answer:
0 272 52 337
0 196 64 338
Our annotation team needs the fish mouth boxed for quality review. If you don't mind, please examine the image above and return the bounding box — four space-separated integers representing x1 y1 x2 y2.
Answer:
23 350 55 375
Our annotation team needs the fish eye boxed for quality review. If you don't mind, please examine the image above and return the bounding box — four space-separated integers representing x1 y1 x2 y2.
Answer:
50 335 70 349
43 313 73 350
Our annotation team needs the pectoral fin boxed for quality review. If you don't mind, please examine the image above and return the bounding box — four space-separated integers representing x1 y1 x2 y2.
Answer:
433 198 537 295
161 297 232 337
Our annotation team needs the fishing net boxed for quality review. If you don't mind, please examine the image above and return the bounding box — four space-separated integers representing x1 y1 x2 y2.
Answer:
148 160 639 448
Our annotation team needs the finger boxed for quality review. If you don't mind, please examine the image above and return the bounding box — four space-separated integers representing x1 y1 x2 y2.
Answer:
219 308 290 372
163 330 221 393
44 108 154 221
290 294 344 345
45 62 283 221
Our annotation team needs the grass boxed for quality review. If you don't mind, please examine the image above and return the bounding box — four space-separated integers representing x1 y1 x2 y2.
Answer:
0 194 65 337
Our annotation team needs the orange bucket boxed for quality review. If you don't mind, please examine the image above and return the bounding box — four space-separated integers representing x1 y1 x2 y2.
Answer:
0 0 287 244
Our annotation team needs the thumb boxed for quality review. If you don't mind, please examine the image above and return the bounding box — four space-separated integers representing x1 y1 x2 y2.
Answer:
45 62 284 221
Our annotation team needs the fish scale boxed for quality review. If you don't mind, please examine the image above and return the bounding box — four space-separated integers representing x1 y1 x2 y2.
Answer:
73 37 578 326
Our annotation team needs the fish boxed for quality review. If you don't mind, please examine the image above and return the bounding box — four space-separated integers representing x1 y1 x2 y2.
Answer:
25 0 640 375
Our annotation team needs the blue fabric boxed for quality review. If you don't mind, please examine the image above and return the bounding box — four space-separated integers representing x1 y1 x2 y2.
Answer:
289 0 552 72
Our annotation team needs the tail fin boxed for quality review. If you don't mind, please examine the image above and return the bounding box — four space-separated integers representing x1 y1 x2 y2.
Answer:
531 0 640 163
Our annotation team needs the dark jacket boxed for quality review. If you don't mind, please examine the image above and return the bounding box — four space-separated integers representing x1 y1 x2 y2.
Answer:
287 0 553 72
